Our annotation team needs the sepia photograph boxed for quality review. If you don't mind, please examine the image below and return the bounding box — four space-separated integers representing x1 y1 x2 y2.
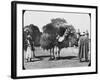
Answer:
11 1 97 79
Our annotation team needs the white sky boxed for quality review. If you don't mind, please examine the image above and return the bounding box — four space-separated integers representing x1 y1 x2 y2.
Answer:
24 10 90 35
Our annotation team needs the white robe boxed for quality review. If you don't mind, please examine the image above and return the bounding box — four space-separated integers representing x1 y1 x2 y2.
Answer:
25 46 32 59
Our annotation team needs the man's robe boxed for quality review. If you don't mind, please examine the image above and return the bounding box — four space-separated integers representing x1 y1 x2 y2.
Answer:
79 36 89 61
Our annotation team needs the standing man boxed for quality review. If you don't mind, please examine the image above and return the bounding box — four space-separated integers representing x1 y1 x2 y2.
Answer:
78 32 89 62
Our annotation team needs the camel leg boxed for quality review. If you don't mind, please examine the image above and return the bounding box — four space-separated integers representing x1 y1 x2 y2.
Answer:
54 46 59 60
49 49 54 60
33 51 35 58
49 49 52 59
52 48 55 60
56 49 60 60
58 49 60 58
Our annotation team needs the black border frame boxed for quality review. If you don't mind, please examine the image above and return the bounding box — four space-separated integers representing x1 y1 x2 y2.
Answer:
11 1 98 79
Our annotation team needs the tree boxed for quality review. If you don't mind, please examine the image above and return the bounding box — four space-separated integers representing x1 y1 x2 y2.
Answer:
43 23 58 34
51 18 68 36
40 33 52 50
51 18 67 27
24 24 42 59
40 23 57 50
23 30 29 51
65 25 77 47
40 18 77 59
40 23 59 59
24 24 41 47
51 18 77 47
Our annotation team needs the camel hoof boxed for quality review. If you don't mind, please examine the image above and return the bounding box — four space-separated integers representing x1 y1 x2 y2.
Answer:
49 57 55 60
56 57 60 60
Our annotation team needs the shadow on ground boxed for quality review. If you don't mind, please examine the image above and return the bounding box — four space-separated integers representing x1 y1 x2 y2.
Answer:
58 56 77 60
35 55 51 60
34 55 77 61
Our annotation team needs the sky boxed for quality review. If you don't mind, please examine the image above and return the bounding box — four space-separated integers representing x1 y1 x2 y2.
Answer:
24 10 90 35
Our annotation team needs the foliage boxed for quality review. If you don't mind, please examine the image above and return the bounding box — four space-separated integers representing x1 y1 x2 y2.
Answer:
24 24 41 49
43 23 58 35
51 18 67 26
40 33 51 50
40 18 78 50
40 23 57 50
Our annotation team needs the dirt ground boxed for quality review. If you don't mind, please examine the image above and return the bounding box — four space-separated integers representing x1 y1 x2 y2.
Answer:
24 47 90 70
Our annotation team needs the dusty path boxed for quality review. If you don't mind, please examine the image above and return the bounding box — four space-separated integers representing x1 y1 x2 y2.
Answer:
24 47 90 69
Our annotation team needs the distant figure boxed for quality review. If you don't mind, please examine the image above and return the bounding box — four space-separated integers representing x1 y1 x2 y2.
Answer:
78 32 89 62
